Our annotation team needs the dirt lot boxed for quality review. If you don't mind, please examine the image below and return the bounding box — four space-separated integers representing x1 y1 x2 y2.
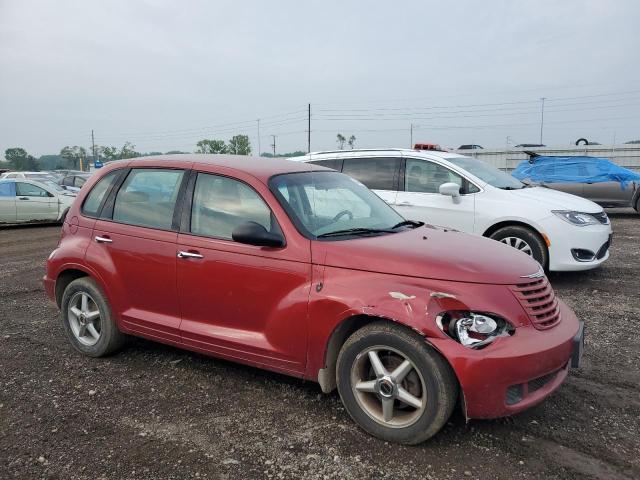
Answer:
1 210 639 480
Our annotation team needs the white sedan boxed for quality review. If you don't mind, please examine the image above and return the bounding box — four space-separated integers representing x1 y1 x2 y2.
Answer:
291 149 613 271
0 178 76 224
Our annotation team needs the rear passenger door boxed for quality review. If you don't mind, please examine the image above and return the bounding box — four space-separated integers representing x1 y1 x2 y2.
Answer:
0 182 17 223
340 157 400 205
85 167 188 346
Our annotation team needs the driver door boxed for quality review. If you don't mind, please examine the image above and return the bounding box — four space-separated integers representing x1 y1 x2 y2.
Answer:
15 182 58 221
394 158 476 232
176 171 311 375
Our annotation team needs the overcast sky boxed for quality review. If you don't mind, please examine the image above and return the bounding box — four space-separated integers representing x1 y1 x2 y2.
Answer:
1 0 639 157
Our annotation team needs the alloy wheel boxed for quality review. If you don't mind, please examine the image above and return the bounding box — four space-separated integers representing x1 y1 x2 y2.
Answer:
67 291 102 346
350 346 426 428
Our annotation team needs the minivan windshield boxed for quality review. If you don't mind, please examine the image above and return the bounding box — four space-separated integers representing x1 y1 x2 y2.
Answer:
270 171 410 239
448 156 525 190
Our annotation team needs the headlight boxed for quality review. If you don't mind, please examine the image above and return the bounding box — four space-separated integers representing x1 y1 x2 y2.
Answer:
436 311 514 349
552 210 599 226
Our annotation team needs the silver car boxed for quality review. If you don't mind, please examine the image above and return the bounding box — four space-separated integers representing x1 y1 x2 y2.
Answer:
0 179 76 224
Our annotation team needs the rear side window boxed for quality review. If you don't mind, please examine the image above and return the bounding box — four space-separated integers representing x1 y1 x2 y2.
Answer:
113 169 185 230
75 177 87 187
82 170 121 217
309 159 343 171
16 182 50 197
341 157 400 191
62 176 74 186
190 173 273 240
0 182 15 197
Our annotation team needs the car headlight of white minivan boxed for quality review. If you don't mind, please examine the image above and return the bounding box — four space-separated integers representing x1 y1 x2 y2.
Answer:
552 210 601 226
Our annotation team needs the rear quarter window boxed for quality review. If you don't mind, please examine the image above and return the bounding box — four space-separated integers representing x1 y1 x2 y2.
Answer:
82 170 122 217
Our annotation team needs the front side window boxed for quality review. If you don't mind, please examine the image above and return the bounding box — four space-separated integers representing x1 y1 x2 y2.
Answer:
82 170 121 217
448 155 525 190
0 182 15 197
113 169 184 229
190 173 274 240
16 182 50 197
62 176 74 186
405 159 465 194
341 157 400 191
75 177 87 187
270 171 405 239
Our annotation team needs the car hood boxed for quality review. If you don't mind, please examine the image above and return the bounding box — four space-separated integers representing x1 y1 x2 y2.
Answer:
506 186 602 213
312 225 541 285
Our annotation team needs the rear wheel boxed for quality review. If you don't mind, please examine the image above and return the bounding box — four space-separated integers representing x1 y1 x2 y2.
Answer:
336 322 457 444
489 225 548 268
60 277 126 357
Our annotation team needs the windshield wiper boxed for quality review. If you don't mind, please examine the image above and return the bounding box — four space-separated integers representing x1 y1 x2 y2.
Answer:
391 220 424 229
317 227 396 238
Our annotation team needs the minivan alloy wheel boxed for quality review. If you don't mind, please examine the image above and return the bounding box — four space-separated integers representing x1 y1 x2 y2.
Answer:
67 291 102 346
499 236 533 256
350 346 426 428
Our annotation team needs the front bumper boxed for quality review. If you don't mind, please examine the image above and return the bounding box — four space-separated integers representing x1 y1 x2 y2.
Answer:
542 216 612 271
430 299 582 419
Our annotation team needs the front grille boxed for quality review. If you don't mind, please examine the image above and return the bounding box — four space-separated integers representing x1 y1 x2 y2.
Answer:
510 276 561 330
591 212 609 225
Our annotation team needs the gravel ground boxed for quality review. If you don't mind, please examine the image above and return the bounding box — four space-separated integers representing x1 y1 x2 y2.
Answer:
1 210 639 480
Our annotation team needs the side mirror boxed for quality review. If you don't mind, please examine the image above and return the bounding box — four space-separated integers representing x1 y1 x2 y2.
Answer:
439 182 461 204
232 221 285 248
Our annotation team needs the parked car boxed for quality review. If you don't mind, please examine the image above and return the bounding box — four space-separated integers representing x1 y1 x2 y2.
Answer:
59 173 92 193
44 155 584 445
512 155 640 211
0 178 76 224
0 171 59 182
514 144 546 148
290 149 612 271
458 144 483 150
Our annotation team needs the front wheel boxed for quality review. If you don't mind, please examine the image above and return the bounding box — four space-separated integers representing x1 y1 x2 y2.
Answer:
336 322 457 444
489 225 548 268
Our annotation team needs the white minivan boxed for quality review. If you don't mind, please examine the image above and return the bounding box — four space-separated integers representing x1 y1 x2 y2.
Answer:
290 149 612 271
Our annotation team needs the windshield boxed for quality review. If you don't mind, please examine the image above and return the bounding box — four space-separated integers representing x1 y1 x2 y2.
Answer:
40 180 66 192
448 156 525 189
270 171 406 239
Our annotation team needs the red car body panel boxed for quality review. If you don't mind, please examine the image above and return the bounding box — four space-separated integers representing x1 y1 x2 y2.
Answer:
44 154 581 420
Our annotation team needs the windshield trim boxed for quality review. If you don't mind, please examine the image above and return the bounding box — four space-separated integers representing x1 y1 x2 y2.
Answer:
268 170 406 242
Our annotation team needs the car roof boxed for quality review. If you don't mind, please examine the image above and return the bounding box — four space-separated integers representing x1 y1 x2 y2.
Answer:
128 154 332 182
288 148 467 162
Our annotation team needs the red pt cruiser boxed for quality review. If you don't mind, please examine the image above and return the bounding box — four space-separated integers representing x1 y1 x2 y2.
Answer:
44 155 584 444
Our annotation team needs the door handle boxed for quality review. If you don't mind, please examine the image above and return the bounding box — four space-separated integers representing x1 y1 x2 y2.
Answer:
18 197 29 200
177 251 203 259
95 235 113 244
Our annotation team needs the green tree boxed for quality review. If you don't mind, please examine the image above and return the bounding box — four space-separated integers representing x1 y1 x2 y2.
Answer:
5 147 38 171
60 146 87 170
261 150 307 158
336 133 346 149
165 150 190 154
348 135 356 149
196 139 228 154
227 135 251 155
119 142 140 159
96 143 140 161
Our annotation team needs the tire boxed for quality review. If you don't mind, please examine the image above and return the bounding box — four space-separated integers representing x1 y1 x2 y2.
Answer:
60 277 126 357
336 322 457 445
489 225 548 268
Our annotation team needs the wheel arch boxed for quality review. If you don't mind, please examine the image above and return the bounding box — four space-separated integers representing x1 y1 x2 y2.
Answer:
482 219 544 239
317 314 446 394
55 268 90 307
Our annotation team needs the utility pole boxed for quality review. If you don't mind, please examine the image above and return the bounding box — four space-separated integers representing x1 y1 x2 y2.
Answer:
307 103 311 153
257 119 261 157
271 135 276 157
539 97 546 144
410 123 414 148
91 129 96 171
